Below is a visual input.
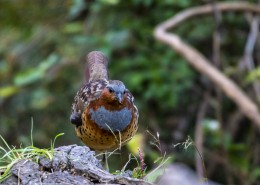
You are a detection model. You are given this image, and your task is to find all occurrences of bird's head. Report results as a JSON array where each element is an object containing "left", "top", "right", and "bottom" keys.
[{"left": 102, "top": 80, "right": 126, "bottom": 104}]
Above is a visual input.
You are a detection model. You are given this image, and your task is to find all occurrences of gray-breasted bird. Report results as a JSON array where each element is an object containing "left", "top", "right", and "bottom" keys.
[{"left": 70, "top": 51, "right": 138, "bottom": 151}]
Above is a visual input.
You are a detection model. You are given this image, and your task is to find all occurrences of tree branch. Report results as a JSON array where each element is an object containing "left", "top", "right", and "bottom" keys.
[{"left": 154, "top": 2, "right": 260, "bottom": 128}]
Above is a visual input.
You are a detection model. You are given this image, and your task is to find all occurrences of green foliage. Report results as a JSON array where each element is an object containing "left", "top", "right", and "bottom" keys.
[
  {"left": 0, "top": 86, "right": 20, "bottom": 98},
  {"left": 246, "top": 66, "right": 260, "bottom": 83},
  {"left": 0, "top": 122, "right": 64, "bottom": 183},
  {"left": 14, "top": 54, "right": 58, "bottom": 86},
  {"left": 144, "top": 154, "right": 172, "bottom": 183}
]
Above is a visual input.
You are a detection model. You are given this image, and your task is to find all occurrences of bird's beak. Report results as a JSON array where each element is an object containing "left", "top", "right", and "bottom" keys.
[{"left": 116, "top": 93, "right": 123, "bottom": 104}]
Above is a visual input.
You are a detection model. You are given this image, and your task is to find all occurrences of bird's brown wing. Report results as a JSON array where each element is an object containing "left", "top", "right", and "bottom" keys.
[
  {"left": 70, "top": 79, "right": 108, "bottom": 126},
  {"left": 125, "top": 89, "right": 139, "bottom": 122}
]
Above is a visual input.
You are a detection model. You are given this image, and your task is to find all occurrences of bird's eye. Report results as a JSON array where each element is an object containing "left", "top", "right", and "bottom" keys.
[
  {"left": 108, "top": 87, "right": 114, "bottom": 93},
  {"left": 123, "top": 90, "right": 126, "bottom": 94}
]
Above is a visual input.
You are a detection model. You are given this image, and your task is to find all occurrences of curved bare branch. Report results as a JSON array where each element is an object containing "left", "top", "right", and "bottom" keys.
[{"left": 154, "top": 2, "right": 260, "bottom": 128}]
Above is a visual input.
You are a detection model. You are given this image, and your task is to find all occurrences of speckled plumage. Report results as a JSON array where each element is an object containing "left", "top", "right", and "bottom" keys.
[{"left": 70, "top": 51, "right": 138, "bottom": 151}]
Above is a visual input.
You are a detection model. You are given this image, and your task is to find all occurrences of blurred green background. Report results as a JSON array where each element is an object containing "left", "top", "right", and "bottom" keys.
[{"left": 1, "top": 0, "right": 260, "bottom": 184}]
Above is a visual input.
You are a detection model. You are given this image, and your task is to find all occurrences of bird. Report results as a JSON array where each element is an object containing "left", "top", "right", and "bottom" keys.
[{"left": 70, "top": 51, "right": 139, "bottom": 151}]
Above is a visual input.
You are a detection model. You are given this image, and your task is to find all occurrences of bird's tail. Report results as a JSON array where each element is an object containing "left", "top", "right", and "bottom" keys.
[{"left": 86, "top": 51, "right": 108, "bottom": 82}]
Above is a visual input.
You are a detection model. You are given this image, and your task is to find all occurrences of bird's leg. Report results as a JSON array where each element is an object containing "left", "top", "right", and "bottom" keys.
[
  {"left": 96, "top": 151, "right": 109, "bottom": 171},
  {"left": 103, "top": 152, "right": 109, "bottom": 171}
]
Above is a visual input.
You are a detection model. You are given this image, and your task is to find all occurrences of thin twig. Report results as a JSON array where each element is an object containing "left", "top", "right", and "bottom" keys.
[
  {"left": 194, "top": 93, "right": 209, "bottom": 179},
  {"left": 211, "top": 1, "right": 224, "bottom": 126},
  {"left": 212, "top": 0, "right": 222, "bottom": 68},
  {"left": 243, "top": 15, "right": 260, "bottom": 102}
]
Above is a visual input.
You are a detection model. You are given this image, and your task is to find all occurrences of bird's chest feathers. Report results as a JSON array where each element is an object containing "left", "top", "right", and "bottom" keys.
[{"left": 89, "top": 105, "right": 132, "bottom": 132}]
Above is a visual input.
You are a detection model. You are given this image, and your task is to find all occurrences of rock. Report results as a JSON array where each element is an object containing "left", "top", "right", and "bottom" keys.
[
  {"left": 10, "top": 159, "right": 42, "bottom": 184},
  {"left": 1, "top": 145, "right": 151, "bottom": 185},
  {"left": 42, "top": 171, "right": 91, "bottom": 184},
  {"left": 157, "top": 163, "right": 223, "bottom": 185}
]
